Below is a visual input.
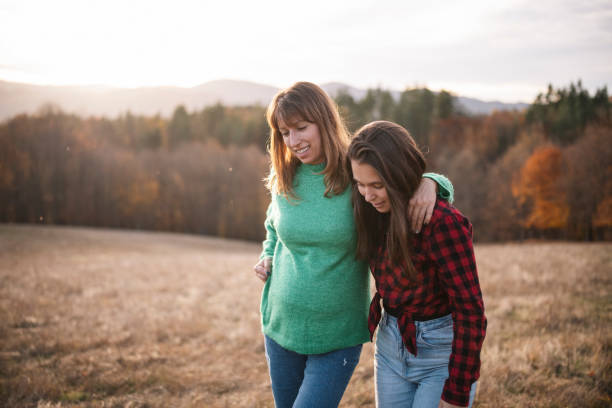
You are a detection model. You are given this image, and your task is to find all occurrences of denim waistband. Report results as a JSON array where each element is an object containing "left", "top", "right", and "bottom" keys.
[{"left": 383, "top": 311, "right": 452, "bottom": 329}]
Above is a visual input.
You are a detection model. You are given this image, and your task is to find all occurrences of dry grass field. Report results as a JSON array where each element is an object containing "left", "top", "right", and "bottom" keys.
[{"left": 0, "top": 224, "right": 610, "bottom": 408}]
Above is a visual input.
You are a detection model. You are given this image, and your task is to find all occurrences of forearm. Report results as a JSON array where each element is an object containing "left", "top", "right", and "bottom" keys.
[
  {"left": 433, "top": 214, "right": 486, "bottom": 405},
  {"left": 442, "top": 309, "right": 486, "bottom": 406}
]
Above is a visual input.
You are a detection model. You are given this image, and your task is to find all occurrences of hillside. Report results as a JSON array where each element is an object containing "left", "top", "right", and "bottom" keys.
[
  {"left": 0, "top": 225, "right": 610, "bottom": 407},
  {"left": 0, "top": 79, "right": 528, "bottom": 121}
]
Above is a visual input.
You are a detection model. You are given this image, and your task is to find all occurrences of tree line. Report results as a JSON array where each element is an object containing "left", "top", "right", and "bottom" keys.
[
  {"left": 0, "top": 81, "right": 610, "bottom": 241},
  {"left": 0, "top": 106, "right": 269, "bottom": 240}
]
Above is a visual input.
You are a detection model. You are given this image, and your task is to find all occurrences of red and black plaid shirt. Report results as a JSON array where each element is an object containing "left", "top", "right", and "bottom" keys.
[{"left": 368, "top": 199, "right": 487, "bottom": 407}]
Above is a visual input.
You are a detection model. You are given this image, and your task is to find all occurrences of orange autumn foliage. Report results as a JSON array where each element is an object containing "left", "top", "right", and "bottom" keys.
[{"left": 513, "top": 145, "right": 569, "bottom": 229}]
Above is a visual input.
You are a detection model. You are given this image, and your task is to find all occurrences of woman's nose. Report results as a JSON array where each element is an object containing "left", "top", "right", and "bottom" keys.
[
  {"left": 288, "top": 130, "right": 299, "bottom": 147},
  {"left": 365, "top": 188, "right": 376, "bottom": 202}
]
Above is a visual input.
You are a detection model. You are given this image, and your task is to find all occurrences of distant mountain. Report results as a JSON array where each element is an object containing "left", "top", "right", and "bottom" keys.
[
  {"left": 456, "top": 96, "right": 529, "bottom": 115},
  {"left": 321, "top": 82, "right": 370, "bottom": 101},
  {"left": 191, "top": 80, "right": 277, "bottom": 106},
  {"left": 0, "top": 79, "right": 279, "bottom": 120},
  {"left": 0, "top": 79, "right": 528, "bottom": 121},
  {"left": 320, "top": 82, "right": 529, "bottom": 114}
]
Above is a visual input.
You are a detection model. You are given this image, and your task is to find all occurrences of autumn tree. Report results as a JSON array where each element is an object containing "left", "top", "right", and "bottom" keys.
[
  {"left": 480, "top": 129, "right": 545, "bottom": 240},
  {"left": 513, "top": 145, "right": 569, "bottom": 234},
  {"left": 562, "top": 126, "right": 612, "bottom": 240}
]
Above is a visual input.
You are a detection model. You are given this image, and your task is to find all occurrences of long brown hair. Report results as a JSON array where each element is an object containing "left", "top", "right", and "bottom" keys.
[
  {"left": 347, "top": 121, "right": 426, "bottom": 279},
  {"left": 265, "top": 82, "right": 351, "bottom": 198}
]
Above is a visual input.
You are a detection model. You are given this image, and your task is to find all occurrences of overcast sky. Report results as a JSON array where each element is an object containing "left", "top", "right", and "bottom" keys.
[{"left": 1, "top": 0, "right": 610, "bottom": 102}]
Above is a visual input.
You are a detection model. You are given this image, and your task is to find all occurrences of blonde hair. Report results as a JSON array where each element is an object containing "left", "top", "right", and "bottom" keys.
[{"left": 265, "top": 82, "right": 351, "bottom": 198}]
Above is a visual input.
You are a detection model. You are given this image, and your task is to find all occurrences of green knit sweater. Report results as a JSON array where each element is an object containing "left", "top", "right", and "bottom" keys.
[{"left": 260, "top": 163, "right": 453, "bottom": 354}]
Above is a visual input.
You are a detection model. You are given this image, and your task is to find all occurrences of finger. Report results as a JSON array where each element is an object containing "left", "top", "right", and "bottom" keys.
[
  {"left": 408, "top": 198, "right": 416, "bottom": 226},
  {"left": 411, "top": 201, "right": 423, "bottom": 232},
  {"left": 408, "top": 202, "right": 417, "bottom": 231},
  {"left": 255, "top": 270, "right": 268, "bottom": 282},
  {"left": 254, "top": 265, "right": 269, "bottom": 280},
  {"left": 255, "top": 258, "right": 269, "bottom": 269},
  {"left": 423, "top": 201, "right": 434, "bottom": 226},
  {"left": 415, "top": 205, "right": 427, "bottom": 233}
]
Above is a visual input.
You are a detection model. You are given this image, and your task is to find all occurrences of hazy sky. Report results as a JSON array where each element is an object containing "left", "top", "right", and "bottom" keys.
[{"left": 1, "top": 0, "right": 610, "bottom": 102}]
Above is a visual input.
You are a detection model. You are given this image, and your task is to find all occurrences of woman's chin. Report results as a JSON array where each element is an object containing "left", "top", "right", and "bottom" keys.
[{"left": 373, "top": 204, "right": 390, "bottom": 213}]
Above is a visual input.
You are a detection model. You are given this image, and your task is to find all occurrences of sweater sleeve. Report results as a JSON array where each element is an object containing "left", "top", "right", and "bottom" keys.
[
  {"left": 423, "top": 172, "right": 454, "bottom": 204},
  {"left": 260, "top": 200, "right": 277, "bottom": 260}
]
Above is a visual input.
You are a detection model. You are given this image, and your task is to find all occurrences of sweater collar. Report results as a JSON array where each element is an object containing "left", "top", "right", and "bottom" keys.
[{"left": 299, "top": 162, "right": 326, "bottom": 174}]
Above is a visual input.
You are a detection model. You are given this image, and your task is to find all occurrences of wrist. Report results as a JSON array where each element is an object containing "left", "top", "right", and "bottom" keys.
[{"left": 424, "top": 176, "right": 438, "bottom": 193}]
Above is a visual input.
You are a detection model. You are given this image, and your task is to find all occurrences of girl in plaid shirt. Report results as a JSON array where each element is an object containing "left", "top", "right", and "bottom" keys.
[{"left": 348, "top": 121, "right": 487, "bottom": 408}]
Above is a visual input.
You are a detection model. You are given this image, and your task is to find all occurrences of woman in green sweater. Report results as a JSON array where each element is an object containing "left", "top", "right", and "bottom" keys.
[{"left": 253, "top": 82, "right": 453, "bottom": 408}]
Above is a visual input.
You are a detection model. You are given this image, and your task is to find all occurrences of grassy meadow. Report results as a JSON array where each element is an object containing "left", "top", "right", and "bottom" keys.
[{"left": 0, "top": 225, "right": 610, "bottom": 407}]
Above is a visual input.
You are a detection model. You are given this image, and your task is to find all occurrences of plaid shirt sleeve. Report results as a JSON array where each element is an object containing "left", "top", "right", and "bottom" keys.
[{"left": 430, "top": 211, "right": 487, "bottom": 407}]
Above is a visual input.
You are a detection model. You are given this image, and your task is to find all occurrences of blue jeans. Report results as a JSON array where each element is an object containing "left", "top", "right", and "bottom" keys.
[
  {"left": 264, "top": 335, "right": 362, "bottom": 408},
  {"left": 375, "top": 313, "right": 477, "bottom": 408}
]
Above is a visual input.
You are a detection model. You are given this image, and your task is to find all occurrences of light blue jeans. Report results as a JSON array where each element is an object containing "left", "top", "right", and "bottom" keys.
[
  {"left": 264, "top": 335, "right": 362, "bottom": 408},
  {"left": 375, "top": 312, "right": 477, "bottom": 408}
]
